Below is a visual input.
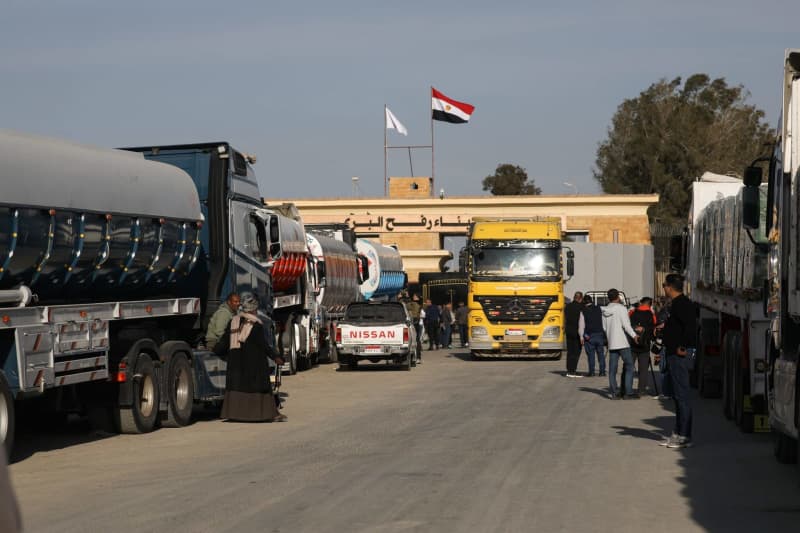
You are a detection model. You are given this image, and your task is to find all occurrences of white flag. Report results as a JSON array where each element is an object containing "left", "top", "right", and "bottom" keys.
[{"left": 385, "top": 107, "right": 408, "bottom": 136}]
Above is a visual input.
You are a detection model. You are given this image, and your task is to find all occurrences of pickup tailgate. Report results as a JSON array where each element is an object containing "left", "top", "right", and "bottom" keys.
[{"left": 339, "top": 324, "right": 407, "bottom": 353}]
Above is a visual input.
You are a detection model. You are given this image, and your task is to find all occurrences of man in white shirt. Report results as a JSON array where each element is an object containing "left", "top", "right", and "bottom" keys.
[{"left": 602, "top": 288, "right": 639, "bottom": 399}]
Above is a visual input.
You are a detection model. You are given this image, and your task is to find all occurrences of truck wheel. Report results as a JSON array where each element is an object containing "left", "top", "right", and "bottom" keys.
[
  {"left": 0, "top": 372, "right": 15, "bottom": 459},
  {"left": 163, "top": 353, "right": 194, "bottom": 428},
  {"left": 722, "top": 333, "right": 734, "bottom": 420},
  {"left": 288, "top": 327, "right": 299, "bottom": 375},
  {"left": 326, "top": 339, "right": 339, "bottom": 364},
  {"left": 471, "top": 351, "right": 481, "bottom": 360},
  {"left": 774, "top": 430, "right": 797, "bottom": 464},
  {"left": 117, "top": 354, "right": 160, "bottom": 434},
  {"left": 402, "top": 352, "right": 412, "bottom": 371}
]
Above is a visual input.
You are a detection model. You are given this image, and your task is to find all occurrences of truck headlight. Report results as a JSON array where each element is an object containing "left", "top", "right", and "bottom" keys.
[
  {"left": 471, "top": 326, "right": 489, "bottom": 338},
  {"left": 542, "top": 326, "right": 560, "bottom": 339}
]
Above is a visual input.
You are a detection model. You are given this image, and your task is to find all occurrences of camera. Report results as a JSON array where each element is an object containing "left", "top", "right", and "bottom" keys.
[{"left": 650, "top": 334, "right": 664, "bottom": 355}]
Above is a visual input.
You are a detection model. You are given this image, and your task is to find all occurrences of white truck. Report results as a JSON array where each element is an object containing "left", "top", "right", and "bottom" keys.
[
  {"left": 335, "top": 302, "right": 417, "bottom": 370},
  {"left": 739, "top": 49, "right": 800, "bottom": 466},
  {"left": 685, "top": 172, "right": 769, "bottom": 433}
]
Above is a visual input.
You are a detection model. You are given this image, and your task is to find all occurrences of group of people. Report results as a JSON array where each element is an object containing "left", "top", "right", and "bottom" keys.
[
  {"left": 564, "top": 274, "right": 697, "bottom": 449},
  {"left": 402, "top": 293, "right": 469, "bottom": 354},
  {"left": 205, "top": 292, "right": 287, "bottom": 424}
]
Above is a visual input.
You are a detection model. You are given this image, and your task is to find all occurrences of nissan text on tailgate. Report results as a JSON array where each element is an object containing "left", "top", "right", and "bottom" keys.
[{"left": 336, "top": 302, "right": 417, "bottom": 370}]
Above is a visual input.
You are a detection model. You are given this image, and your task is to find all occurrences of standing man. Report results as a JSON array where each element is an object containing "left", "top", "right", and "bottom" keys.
[
  {"left": 440, "top": 302, "right": 454, "bottom": 349},
  {"left": 406, "top": 294, "right": 423, "bottom": 363},
  {"left": 564, "top": 291, "right": 584, "bottom": 378},
  {"left": 629, "top": 297, "right": 657, "bottom": 396},
  {"left": 660, "top": 274, "right": 697, "bottom": 448},
  {"left": 579, "top": 295, "right": 606, "bottom": 377},
  {"left": 602, "top": 288, "right": 639, "bottom": 399},
  {"left": 423, "top": 299, "right": 441, "bottom": 351},
  {"left": 455, "top": 301, "right": 469, "bottom": 348},
  {"left": 205, "top": 292, "right": 240, "bottom": 350}
]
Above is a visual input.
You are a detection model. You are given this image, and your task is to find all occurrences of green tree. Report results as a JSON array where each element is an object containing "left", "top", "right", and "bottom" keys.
[
  {"left": 482, "top": 164, "right": 542, "bottom": 195},
  {"left": 594, "top": 74, "right": 774, "bottom": 222}
]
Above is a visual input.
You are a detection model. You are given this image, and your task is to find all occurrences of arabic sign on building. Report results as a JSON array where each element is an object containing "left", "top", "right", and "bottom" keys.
[{"left": 343, "top": 214, "right": 471, "bottom": 232}]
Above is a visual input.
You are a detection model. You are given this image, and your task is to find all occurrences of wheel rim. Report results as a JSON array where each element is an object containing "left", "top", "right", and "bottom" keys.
[
  {"left": 0, "top": 393, "right": 7, "bottom": 443},
  {"left": 174, "top": 365, "right": 190, "bottom": 410},
  {"left": 140, "top": 373, "right": 155, "bottom": 418}
]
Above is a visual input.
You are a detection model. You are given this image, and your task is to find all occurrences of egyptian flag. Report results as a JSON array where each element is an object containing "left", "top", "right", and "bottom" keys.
[{"left": 431, "top": 87, "right": 475, "bottom": 123}]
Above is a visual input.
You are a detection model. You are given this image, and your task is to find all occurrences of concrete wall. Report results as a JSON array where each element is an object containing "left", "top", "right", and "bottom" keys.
[{"left": 564, "top": 243, "right": 655, "bottom": 305}]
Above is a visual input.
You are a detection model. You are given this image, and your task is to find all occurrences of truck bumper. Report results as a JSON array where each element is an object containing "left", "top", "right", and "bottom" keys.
[{"left": 469, "top": 339, "right": 563, "bottom": 358}]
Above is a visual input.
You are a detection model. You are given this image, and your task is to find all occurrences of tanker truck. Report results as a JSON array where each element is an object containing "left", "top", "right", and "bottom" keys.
[
  {"left": 306, "top": 228, "right": 363, "bottom": 364},
  {"left": 0, "top": 130, "right": 282, "bottom": 454},
  {"left": 257, "top": 203, "right": 311, "bottom": 375},
  {"left": 355, "top": 239, "right": 407, "bottom": 301}
]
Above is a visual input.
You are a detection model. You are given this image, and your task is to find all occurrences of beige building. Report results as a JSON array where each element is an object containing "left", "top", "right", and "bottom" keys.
[{"left": 268, "top": 177, "right": 658, "bottom": 283}]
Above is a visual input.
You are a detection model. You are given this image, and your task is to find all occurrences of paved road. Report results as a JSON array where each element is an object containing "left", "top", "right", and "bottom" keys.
[{"left": 9, "top": 349, "right": 800, "bottom": 532}]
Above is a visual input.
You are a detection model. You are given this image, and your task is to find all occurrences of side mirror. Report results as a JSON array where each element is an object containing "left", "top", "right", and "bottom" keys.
[
  {"left": 269, "top": 242, "right": 282, "bottom": 260},
  {"left": 357, "top": 255, "right": 370, "bottom": 285},
  {"left": 743, "top": 166, "right": 763, "bottom": 187},
  {"left": 742, "top": 185, "right": 761, "bottom": 230},
  {"left": 269, "top": 215, "right": 280, "bottom": 243},
  {"left": 566, "top": 250, "right": 575, "bottom": 277}
]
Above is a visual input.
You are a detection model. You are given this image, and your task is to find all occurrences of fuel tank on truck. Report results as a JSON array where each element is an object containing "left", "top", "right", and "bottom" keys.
[
  {"left": 355, "top": 239, "right": 406, "bottom": 300},
  {"left": 269, "top": 213, "right": 308, "bottom": 293},
  {"left": 307, "top": 233, "right": 360, "bottom": 314},
  {"left": 0, "top": 130, "right": 204, "bottom": 305}
]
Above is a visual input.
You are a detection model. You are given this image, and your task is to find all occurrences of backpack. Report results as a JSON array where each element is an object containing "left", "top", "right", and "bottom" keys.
[{"left": 629, "top": 308, "right": 655, "bottom": 351}]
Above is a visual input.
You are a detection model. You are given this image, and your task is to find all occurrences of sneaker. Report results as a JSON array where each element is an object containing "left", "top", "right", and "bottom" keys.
[
  {"left": 623, "top": 393, "right": 641, "bottom": 400},
  {"left": 599, "top": 371, "right": 607, "bottom": 377},
  {"left": 566, "top": 372, "right": 584, "bottom": 378},
  {"left": 666, "top": 436, "right": 693, "bottom": 449},
  {"left": 272, "top": 413, "right": 288, "bottom": 423},
  {"left": 609, "top": 394, "right": 622, "bottom": 400},
  {"left": 658, "top": 433, "right": 678, "bottom": 446},
  {"left": 587, "top": 372, "right": 596, "bottom": 377}
]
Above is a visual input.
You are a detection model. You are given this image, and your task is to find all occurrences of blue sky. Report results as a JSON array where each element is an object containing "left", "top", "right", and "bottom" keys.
[{"left": 1, "top": 0, "right": 797, "bottom": 199}]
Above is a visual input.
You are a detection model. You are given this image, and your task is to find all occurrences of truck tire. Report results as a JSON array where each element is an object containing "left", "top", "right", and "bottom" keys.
[
  {"left": 163, "top": 353, "right": 194, "bottom": 428},
  {"left": 326, "top": 339, "right": 339, "bottom": 364},
  {"left": 117, "top": 354, "right": 160, "bottom": 434},
  {"left": 0, "top": 372, "right": 15, "bottom": 459},
  {"left": 287, "top": 327, "right": 298, "bottom": 375},
  {"left": 296, "top": 324, "right": 311, "bottom": 372},
  {"left": 773, "top": 430, "right": 797, "bottom": 464},
  {"left": 402, "top": 351, "right": 412, "bottom": 371},
  {"left": 722, "top": 332, "right": 735, "bottom": 420}
]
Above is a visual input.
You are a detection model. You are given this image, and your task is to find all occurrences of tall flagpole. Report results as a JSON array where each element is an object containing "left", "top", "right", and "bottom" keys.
[
  {"left": 384, "top": 104, "right": 388, "bottom": 196},
  {"left": 430, "top": 86, "right": 435, "bottom": 194}
]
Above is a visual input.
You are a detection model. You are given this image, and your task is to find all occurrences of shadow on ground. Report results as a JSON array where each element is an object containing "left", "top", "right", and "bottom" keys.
[{"left": 617, "top": 393, "right": 800, "bottom": 529}]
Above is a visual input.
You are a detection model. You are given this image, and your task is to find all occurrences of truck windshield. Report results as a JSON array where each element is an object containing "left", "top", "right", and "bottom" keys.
[{"left": 471, "top": 248, "right": 561, "bottom": 281}]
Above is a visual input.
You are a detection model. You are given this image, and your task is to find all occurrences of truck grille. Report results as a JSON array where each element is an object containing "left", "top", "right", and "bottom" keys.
[{"left": 475, "top": 295, "right": 557, "bottom": 324}]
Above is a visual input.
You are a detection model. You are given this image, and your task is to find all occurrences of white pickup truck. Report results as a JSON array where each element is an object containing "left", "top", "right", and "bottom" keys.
[{"left": 336, "top": 302, "right": 417, "bottom": 370}]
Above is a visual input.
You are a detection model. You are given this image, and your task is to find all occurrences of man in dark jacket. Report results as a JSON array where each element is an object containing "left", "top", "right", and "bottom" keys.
[
  {"left": 564, "top": 291, "right": 584, "bottom": 377},
  {"left": 659, "top": 274, "right": 697, "bottom": 449},
  {"left": 579, "top": 295, "right": 605, "bottom": 376},
  {"left": 629, "top": 297, "right": 657, "bottom": 396},
  {"left": 423, "top": 299, "right": 441, "bottom": 350}
]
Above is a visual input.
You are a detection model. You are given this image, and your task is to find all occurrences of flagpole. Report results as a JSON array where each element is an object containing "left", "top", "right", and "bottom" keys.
[
  {"left": 384, "top": 104, "right": 388, "bottom": 196},
  {"left": 430, "top": 86, "right": 435, "bottom": 195}
]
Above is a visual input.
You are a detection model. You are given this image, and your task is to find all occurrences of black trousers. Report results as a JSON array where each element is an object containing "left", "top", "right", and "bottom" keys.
[
  {"left": 633, "top": 350, "right": 652, "bottom": 394},
  {"left": 566, "top": 334, "right": 581, "bottom": 373}
]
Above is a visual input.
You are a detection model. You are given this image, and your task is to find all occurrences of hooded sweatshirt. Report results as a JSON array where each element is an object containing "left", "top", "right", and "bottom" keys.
[{"left": 602, "top": 301, "right": 637, "bottom": 351}]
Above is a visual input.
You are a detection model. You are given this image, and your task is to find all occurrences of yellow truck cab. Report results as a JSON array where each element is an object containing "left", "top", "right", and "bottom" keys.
[{"left": 467, "top": 217, "right": 573, "bottom": 358}]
